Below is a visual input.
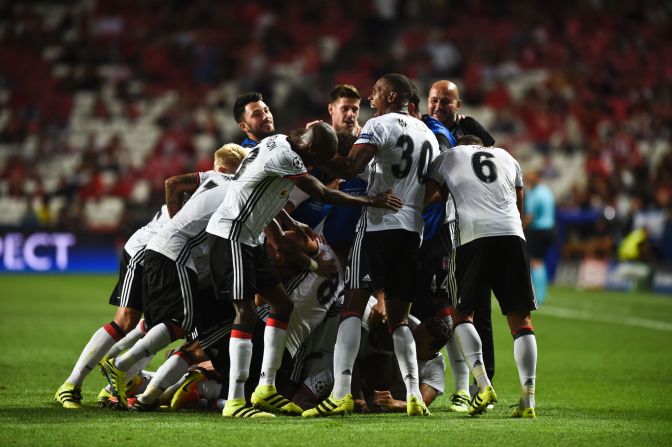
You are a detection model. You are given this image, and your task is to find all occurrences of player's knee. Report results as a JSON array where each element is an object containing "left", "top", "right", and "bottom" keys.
[{"left": 113, "top": 308, "right": 141, "bottom": 333}]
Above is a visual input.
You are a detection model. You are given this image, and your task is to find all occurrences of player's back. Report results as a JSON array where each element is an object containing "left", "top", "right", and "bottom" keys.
[
  {"left": 207, "top": 134, "right": 307, "bottom": 246},
  {"left": 430, "top": 144, "right": 524, "bottom": 246},
  {"left": 147, "top": 171, "right": 232, "bottom": 268},
  {"left": 357, "top": 113, "right": 438, "bottom": 235}
]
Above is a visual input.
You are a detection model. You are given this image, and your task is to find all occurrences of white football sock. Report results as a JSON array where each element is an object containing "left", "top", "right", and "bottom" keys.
[
  {"left": 228, "top": 336, "right": 253, "bottom": 401},
  {"left": 106, "top": 320, "right": 145, "bottom": 358},
  {"left": 332, "top": 317, "right": 362, "bottom": 400},
  {"left": 514, "top": 333, "right": 537, "bottom": 408},
  {"left": 114, "top": 323, "right": 171, "bottom": 371},
  {"left": 258, "top": 320, "right": 288, "bottom": 387},
  {"left": 392, "top": 325, "right": 422, "bottom": 400},
  {"left": 66, "top": 324, "right": 120, "bottom": 386},
  {"left": 138, "top": 354, "right": 189, "bottom": 405},
  {"left": 445, "top": 335, "right": 470, "bottom": 394},
  {"left": 454, "top": 323, "right": 491, "bottom": 390}
]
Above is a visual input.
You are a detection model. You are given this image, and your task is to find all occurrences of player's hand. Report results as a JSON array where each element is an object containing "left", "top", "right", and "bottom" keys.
[
  {"left": 372, "top": 390, "right": 395, "bottom": 410},
  {"left": 354, "top": 398, "right": 369, "bottom": 413},
  {"left": 315, "top": 255, "right": 338, "bottom": 277},
  {"left": 369, "top": 299, "right": 387, "bottom": 327},
  {"left": 315, "top": 233, "right": 328, "bottom": 244},
  {"left": 293, "top": 221, "right": 316, "bottom": 241},
  {"left": 370, "top": 189, "right": 403, "bottom": 211}
]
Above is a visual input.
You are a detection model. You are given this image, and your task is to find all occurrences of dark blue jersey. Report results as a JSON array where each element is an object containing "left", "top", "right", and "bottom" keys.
[{"left": 323, "top": 177, "right": 368, "bottom": 243}]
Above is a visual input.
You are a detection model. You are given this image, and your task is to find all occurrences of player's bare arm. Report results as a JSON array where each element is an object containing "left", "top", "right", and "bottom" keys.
[
  {"left": 516, "top": 187, "right": 524, "bottom": 219},
  {"left": 311, "top": 143, "right": 377, "bottom": 180},
  {"left": 165, "top": 172, "right": 200, "bottom": 217},
  {"left": 290, "top": 173, "right": 403, "bottom": 210},
  {"left": 423, "top": 178, "right": 447, "bottom": 206}
]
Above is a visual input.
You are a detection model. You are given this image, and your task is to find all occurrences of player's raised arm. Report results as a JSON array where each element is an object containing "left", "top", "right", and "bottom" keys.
[{"left": 165, "top": 172, "right": 200, "bottom": 217}]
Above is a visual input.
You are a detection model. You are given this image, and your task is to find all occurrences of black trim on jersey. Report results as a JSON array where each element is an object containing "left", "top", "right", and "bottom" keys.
[
  {"left": 285, "top": 269, "right": 311, "bottom": 296},
  {"left": 229, "top": 176, "right": 277, "bottom": 240},
  {"left": 176, "top": 229, "right": 208, "bottom": 266},
  {"left": 445, "top": 185, "right": 461, "bottom": 246}
]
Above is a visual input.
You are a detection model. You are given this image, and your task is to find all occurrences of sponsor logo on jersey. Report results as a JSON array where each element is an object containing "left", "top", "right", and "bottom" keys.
[{"left": 358, "top": 132, "right": 374, "bottom": 141}]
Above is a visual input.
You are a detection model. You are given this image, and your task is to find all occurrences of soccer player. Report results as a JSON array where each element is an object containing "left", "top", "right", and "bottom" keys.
[
  {"left": 233, "top": 91, "right": 276, "bottom": 148},
  {"left": 328, "top": 84, "right": 362, "bottom": 136},
  {"left": 428, "top": 79, "right": 498, "bottom": 389},
  {"left": 205, "top": 122, "right": 402, "bottom": 418},
  {"left": 363, "top": 315, "right": 450, "bottom": 413},
  {"left": 55, "top": 206, "right": 171, "bottom": 408},
  {"left": 425, "top": 135, "right": 538, "bottom": 418},
  {"left": 523, "top": 169, "right": 555, "bottom": 305},
  {"left": 99, "top": 144, "right": 248, "bottom": 409},
  {"left": 302, "top": 73, "right": 440, "bottom": 417},
  {"left": 409, "top": 87, "right": 470, "bottom": 412},
  {"left": 322, "top": 85, "right": 368, "bottom": 268}
]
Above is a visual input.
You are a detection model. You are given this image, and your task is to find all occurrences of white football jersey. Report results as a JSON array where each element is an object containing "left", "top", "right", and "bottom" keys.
[
  {"left": 428, "top": 145, "right": 525, "bottom": 246},
  {"left": 283, "top": 242, "right": 344, "bottom": 356},
  {"left": 206, "top": 135, "right": 307, "bottom": 246},
  {"left": 146, "top": 171, "right": 232, "bottom": 274},
  {"left": 355, "top": 113, "right": 439, "bottom": 237},
  {"left": 124, "top": 204, "right": 170, "bottom": 259}
]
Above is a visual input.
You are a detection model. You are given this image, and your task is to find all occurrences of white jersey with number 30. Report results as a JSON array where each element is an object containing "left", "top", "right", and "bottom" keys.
[
  {"left": 428, "top": 144, "right": 525, "bottom": 246},
  {"left": 355, "top": 113, "right": 439, "bottom": 237}
]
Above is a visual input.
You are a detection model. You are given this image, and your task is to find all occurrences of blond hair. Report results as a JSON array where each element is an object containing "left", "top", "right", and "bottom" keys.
[{"left": 214, "top": 143, "right": 248, "bottom": 171}]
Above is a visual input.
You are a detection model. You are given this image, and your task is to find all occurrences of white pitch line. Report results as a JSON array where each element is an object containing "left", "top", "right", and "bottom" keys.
[{"left": 540, "top": 306, "right": 672, "bottom": 332}]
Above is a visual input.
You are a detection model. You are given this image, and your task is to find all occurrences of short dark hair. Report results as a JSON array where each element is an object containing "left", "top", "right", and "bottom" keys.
[
  {"left": 410, "top": 82, "right": 420, "bottom": 109},
  {"left": 381, "top": 73, "right": 413, "bottom": 104},
  {"left": 457, "top": 135, "right": 484, "bottom": 146},
  {"left": 233, "top": 92, "right": 263, "bottom": 123},
  {"left": 329, "top": 84, "right": 360, "bottom": 103},
  {"left": 422, "top": 317, "right": 451, "bottom": 351}
]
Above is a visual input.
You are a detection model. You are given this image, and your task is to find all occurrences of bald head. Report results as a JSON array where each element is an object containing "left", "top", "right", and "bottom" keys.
[
  {"left": 289, "top": 122, "right": 338, "bottom": 163},
  {"left": 428, "top": 80, "right": 462, "bottom": 126}
]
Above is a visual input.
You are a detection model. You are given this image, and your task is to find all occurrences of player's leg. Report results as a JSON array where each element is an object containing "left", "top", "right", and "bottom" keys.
[
  {"left": 209, "top": 237, "right": 274, "bottom": 418},
  {"left": 56, "top": 251, "right": 143, "bottom": 408},
  {"left": 492, "top": 236, "right": 538, "bottom": 418},
  {"left": 101, "top": 251, "right": 187, "bottom": 407},
  {"left": 452, "top": 238, "right": 497, "bottom": 415}
]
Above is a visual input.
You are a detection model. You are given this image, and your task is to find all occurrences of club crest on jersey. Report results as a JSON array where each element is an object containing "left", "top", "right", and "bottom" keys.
[
  {"left": 441, "top": 256, "right": 450, "bottom": 270},
  {"left": 292, "top": 156, "right": 304, "bottom": 170},
  {"left": 279, "top": 190, "right": 288, "bottom": 198}
]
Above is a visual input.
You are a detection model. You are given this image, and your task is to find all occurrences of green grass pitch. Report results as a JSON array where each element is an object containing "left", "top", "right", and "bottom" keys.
[{"left": 1, "top": 275, "right": 671, "bottom": 446}]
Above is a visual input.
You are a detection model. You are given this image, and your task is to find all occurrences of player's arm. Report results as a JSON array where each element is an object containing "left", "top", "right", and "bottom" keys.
[
  {"left": 311, "top": 143, "right": 377, "bottom": 180},
  {"left": 516, "top": 187, "right": 524, "bottom": 218},
  {"left": 424, "top": 178, "right": 447, "bottom": 206},
  {"left": 290, "top": 173, "right": 403, "bottom": 210},
  {"left": 165, "top": 172, "right": 200, "bottom": 217}
]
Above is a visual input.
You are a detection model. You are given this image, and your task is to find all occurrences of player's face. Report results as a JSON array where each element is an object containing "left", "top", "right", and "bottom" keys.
[
  {"left": 368, "top": 79, "right": 390, "bottom": 117},
  {"left": 428, "top": 86, "right": 461, "bottom": 126},
  {"left": 329, "top": 97, "right": 360, "bottom": 133},
  {"left": 241, "top": 100, "right": 275, "bottom": 140}
]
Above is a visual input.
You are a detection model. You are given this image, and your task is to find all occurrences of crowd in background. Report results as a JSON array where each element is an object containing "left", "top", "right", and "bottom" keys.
[{"left": 1, "top": 0, "right": 671, "bottom": 263}]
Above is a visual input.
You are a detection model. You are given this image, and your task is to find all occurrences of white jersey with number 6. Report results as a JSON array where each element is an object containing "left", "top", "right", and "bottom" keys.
[
  {"left": 428, "top": 144, "right": 525, "bottom": 246},
  {"left": 355, "top": 113, "right": 439, "bottom": 237}
]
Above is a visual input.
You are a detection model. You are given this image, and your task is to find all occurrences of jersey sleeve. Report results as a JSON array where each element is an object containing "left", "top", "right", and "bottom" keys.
[
  {"left": 265, "top": 147, "right": 308, "bottom": 178},
  {"left": 288, "top": 186, "right": 310, "bottom": 208},
  {"left": 355, "top": 117, "right": 388, "bottom": 149},
  {"left": 514, "top": 159, "right": 524, "bottom": 188}
]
